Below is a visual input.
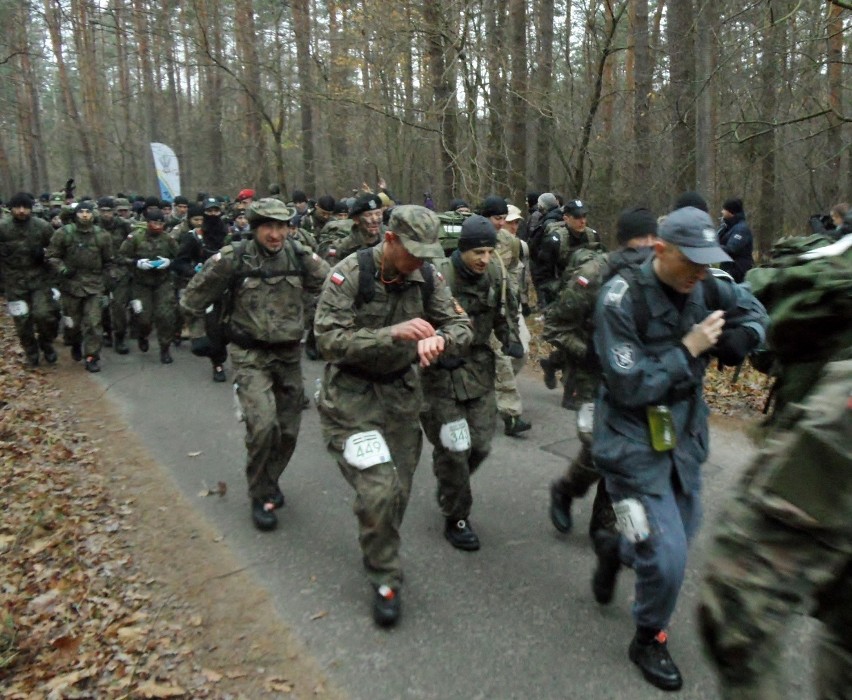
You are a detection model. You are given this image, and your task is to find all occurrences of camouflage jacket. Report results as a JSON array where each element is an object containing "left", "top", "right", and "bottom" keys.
[
  {"left": 422, "top": 252, "right": 518, "bottom": 402},
  {"left": 181, "top": 238, "right": 329, "bottom": 360},
  {"left": 0, "top": 214, "right": 55, "bottom": 293},
  {"left": 314, "top": 242, "right": 472, "bottom": 378},
  {"left": 316, "top": 219, "right": 354, "bottom": 261},
  {"left": 118, "top": 230, "right": 179, "bottom": 288},
  {"left": 47, "top": 223, "right": 114, "bottom": 297}
]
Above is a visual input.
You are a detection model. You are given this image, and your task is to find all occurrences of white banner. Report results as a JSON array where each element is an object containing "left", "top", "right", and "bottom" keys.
[{"left": 150, "top": 142, "right": 181, "bottom": 202}]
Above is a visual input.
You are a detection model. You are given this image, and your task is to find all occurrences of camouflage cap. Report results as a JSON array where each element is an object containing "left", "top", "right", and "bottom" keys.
[
  {"left": 388, "top": 204, "right": 444, "bottom": 259},
  {"left": 114, "top": 197, "right": 131, "bottom": 210},
  {"left": 246, "top": 197, "right": 295, "bottom": 225},
  {"left": 49, "top": 191, "right": 65, "bottom": 204}
]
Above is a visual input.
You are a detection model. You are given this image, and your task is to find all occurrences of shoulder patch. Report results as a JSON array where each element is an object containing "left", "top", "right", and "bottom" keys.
[
  {"left": 611, "top": 343, "right": 635, "bottom": 370},
  {"left": 576, "top": 275, "right": 589, "bottom": 287},
  {"left": 212, "top": 252, "right": 222, "bottom": 262},
  {"left": 604, "top": 278, "right": 629, "bottom": 307},
  {"left": 331, "top": 271, "right": 346, "bottom": 286}
]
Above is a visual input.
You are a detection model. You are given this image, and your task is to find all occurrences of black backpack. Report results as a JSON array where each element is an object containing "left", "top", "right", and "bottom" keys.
[{"left": 354, "top": 246, "right": 435, "bottom": 308}]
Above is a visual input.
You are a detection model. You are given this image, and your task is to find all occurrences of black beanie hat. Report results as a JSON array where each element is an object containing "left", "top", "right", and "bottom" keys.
[
  {"left": 173, "top": 195, "right": 189, "bottom": 206},
  {"left": 292, "top": 189, "right": 307, "bottom": 203},
  {"left": 144, "top": 195, "right": 160, "bottom": 209},
  {"left": 674, "top": 191, "right": 708, "bottom": 213},
  {"left": 448, "top": 198, "right": 469, "bottom": 211},
  {"left": 76, "top": 200, "right": 95, "bottom": 212},
  {"left": 722, "top": 198, "right": 744, "bottom": 215},
  {"left": 97, "top": 196, "right": 114, "bottom": 209},
  {"left": 616, "top": 207, "right": 658, "bottom": 245},
  {"left": 8, "top": 192, "right": 34, "bottom": 209},
  {"left": 187, "top": 204, "right": 204, "bottom": 219},
  {"left": 458, "top": 214, "right": 497, "bottom": 251},
  {"left": 145, "top": 207, "right": 165, "bottom": 222},
  {"left": 479, "top": 195, "right": 508, "bottom": 218},
  {"left": 316, "top": 194, "right": 336, "bottom": 212}
]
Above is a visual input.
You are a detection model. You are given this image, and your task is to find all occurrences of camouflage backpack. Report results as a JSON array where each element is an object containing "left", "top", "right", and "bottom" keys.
[
  {"left": 746, "top": 233, "right": 852, "bottom": 411},
  {"left": 437, "top": 210, "right": 472, "bottom": 255}
]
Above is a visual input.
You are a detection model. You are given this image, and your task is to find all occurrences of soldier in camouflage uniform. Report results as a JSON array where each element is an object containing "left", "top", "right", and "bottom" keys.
[
  {"left": 299, "top": 194, "right": 336, "bottom": 235},
  {"left": 314, "top": 204, "right": 472, "bottom": 627},
  {"left": 0, "top": 192, "right": 59, "bottom": 366},
  {"left": 118, "top": 209, "right": 179, "bottom": 363},
  {"left": 46, "top": 201, "right": 113, "bottom": 372},
  {"left": 545, "top": 207, "right": 658, "bottom": 538},
  {"left": 699, "top": 234, "right": 852, "bottom": 700},
  {"left": 420, "top": 215, "right": 523, "bottom": 551},
  {"left": 181, "top": 199, "right": 329, "bottom": 531},
  {"left": 317, "top": 192, "right": 383, "bottom": 264},
  {"left": 97, "top": 197, "right": 133, "bottom": 354}
]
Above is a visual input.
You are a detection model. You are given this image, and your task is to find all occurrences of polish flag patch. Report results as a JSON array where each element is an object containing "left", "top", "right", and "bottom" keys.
[
  {"left": 576, "top": 275, "right": 589, "bottom": 287},
  {"left": 331, "top": 272, "right": 346, "bottom": 286}
]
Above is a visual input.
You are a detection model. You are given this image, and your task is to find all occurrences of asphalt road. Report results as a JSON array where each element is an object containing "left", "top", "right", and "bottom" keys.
[{"left": 89, "top": 346, "right": 816, "bottom": 700}]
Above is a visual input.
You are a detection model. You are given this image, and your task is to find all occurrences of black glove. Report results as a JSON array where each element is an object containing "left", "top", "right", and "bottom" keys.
[
  {"left": 191, "top": 336, "right": 213, "bottom": 357},
  {"left": 503, "top": 342, "right": 525, "bottom": 359},
  {"left": 521, "top": 303, "right": 532, "bottom": 317},
  {"left": 30, "top": 245, "right": 45, "bottom": 263},
  {"left": 64, "top": 178, "right": 76, "bottom": 198},
  {"left": 436, "top": 355, "right": 465, "bottom": 370},
  {"left": 713, "top": 327, "right": 757, "bottom": 367}
]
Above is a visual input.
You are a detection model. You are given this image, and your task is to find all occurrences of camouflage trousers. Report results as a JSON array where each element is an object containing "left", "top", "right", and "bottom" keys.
[
  {"left": 232, "top": 346, "right": 303, "bottom": 501},
  {"left": 131, "top": 281, "right": 176, "bottom": 348},
  {"left": 6, "top": 286, "right": 59, "bottom": 356},
  {"left": 699, "top": 359, "right": 852, "bottom": 700},
  {"left": 553, "top": 399, "right": 616, "bottom": 535},
  {"left": 421, "top": 390, "right": 497, "bottom": 520},
  {"left": 317, "top": 366, "right": 423, "bottom": 589},
  {"left": 107, "top": 274, "right": 132, "bottom": 337},
  {"left": 490, "top": 332, "right": 524, "bottom": 418},
  {"left": 62, "top": 293, "right": 105, "bottom": 358}
]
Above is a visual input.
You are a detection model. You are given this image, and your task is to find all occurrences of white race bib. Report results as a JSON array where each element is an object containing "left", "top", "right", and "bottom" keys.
[
  {"left": 343, "top": 430, "right": 391, "bottom": 470},
  {"left": 613, "top": 498, "right": 650, "bottom": 543},
  {"left": 576, "top": 402, "right": 595, "bottom": 437},
  {"left": 439, "top": 418, "right": 471, "bottom": 452},
  {"left": 61, "top": 315, "right": 74, "bottom": 330},
  {"left": 7, "top": 300, "right": 29, "bottom": 317}
]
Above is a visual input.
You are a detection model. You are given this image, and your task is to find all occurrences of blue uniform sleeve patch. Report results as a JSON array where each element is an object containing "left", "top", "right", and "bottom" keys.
[{"left": 612, "top": 343, "right": 635, "bottom": 370}]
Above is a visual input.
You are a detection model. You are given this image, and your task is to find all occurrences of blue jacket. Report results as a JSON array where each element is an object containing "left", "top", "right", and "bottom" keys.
[
  {"left": 591, "top": 257, "right": 767, "bottom": 496},
  {"left": 717, "top": 213, "right": 753, "bottom": 282}
]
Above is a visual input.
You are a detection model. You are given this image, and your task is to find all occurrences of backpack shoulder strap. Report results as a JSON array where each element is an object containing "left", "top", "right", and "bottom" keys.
[
  {"left": 421, "top": 259, "right": 436, "bottom": 308},
  {"left": 355, "top": 247, "right": 376, "bottom": 307},
  {"left": 618, "top": 266, "right": 652, "bottom": 341}
]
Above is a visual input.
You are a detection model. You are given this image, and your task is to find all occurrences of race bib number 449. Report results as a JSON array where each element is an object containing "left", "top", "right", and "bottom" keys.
[{"left": 343, "top": 430, "right": 392, "bottom": 470}]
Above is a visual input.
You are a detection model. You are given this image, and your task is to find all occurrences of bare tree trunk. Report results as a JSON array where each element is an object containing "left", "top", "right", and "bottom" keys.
[
  {"left": 14, "top": 1, "right": 46, "bottom": 192},
  {"left": 534, "top": 0, "right": 554, "bottom": 191},
  {"left": 425, "top": 0, "right": 460, "bottom": 207},
  {"left": 326, "top": 1, "right": 348, "bottom": 186},
  {"left": 507, "top": 0, "right": 528, "bottom": 203},
  {"left": 694, "top": 0, "right": 718, "bottom": 205},
  {"left": 44, "top": 0, "right": 102, "bottom": 194},
  {"left": 755, "top": 2, "right": 784, "bottom": 259},
  {"left": 292, "top": 0, "right": 316, "bottom": 196},
  {"left": 632, "top": 0, "right": 652, "bottom": 200},
  {"left": 667, "top": 0, "right": 695, "bottom": 194},
  {"left": 235, "top": 0, "right": 267, "bottom": 190},
  {"left": 825, "top": 0, "right": 843, "bottom": 204},
  {"left": 132, "top": 0, "right": 157, "bottom": 192},
  {"left": 486, "top": 0, "right": 508, "bottom": 191}
]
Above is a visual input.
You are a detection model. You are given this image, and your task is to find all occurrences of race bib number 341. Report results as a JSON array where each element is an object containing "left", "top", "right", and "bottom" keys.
[{"left": 343, "top": 430, "right": 392, "bottom": 470}]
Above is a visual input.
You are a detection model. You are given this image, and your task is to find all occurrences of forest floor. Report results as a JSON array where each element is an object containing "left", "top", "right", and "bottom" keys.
[{"left": 0, "top": 311, "right": 769, "bottom": 699}]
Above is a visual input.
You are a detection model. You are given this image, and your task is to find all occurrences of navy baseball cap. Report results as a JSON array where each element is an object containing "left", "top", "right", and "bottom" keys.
[{"left": 659, "top": 206, "right": 732, "bottom": 265}]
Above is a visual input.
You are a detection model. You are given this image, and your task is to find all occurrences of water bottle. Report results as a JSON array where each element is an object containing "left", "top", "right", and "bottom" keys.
[{"left": 646, "top": 405, "right": 676, "bottom": 451}]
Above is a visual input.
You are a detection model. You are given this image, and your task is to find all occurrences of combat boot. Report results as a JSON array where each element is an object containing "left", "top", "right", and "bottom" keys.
[
  {"left": 503, "top": 415, "right": 532, "bottom": 437},
  {"left": 549, "top": 481, "right": 573, "bottom": 533},
  {"left": 591, "top": 530, "right": 622, "bottom": 604},
  {"left": 84, "top": 355, "right": 101, "bottom": 373},
  {"left": 372, "top": 584, "right": 401, "bottom": 627},
  {"left": 212, "top": 365, "right": 226, "bottom": 382},
  {"left": 25, "top": 349, "right": 40, "bottom": 367},
  {"left": 71, "top": 343, "right": 83, "bottom": 362},
  {"left": 251, "top": 498, "right": 278, "bottom": 531},
  {"left": 159, "top": 344, "right": 173, "bottom": 364},
  {"left": 114, "top": 333, "right": 129, "bottom": 355},
  {"left": 629, "top": 630, "right": 683, "bottom": 691},
  {"left": 444, "top": 517, "right": 480, "bottom": 551},
  {"left": 138, "top": 337, "right": 149, "bottom": 352},
  {"left": 40, "top": 342, "right": 57, "bottom": 364},
  {"left": 539, "top": 356, "right": 558, "bottom": 390}
]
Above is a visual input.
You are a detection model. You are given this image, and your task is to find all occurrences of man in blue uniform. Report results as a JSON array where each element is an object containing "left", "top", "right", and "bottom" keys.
[{"left": 590, "top": 206, "right": 768, "bottom": 691}]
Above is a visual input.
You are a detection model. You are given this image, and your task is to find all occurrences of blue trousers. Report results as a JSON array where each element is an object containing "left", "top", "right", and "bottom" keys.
[{"left": 607, "top": 474, "right": 702, "bottom": 630}]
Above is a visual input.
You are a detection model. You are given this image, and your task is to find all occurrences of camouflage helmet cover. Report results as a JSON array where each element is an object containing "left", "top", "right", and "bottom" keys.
[
  {"left": 388, "top": 204, "right": 444, "bottom": 259},
  {"left": 246, "top": 197, "right": 295, "bottom": 226}
]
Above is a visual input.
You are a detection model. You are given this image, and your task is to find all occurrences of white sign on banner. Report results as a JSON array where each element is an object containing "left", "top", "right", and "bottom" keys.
[{"left": 150, "top": 142, "right": 181, "bottom": 202}]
